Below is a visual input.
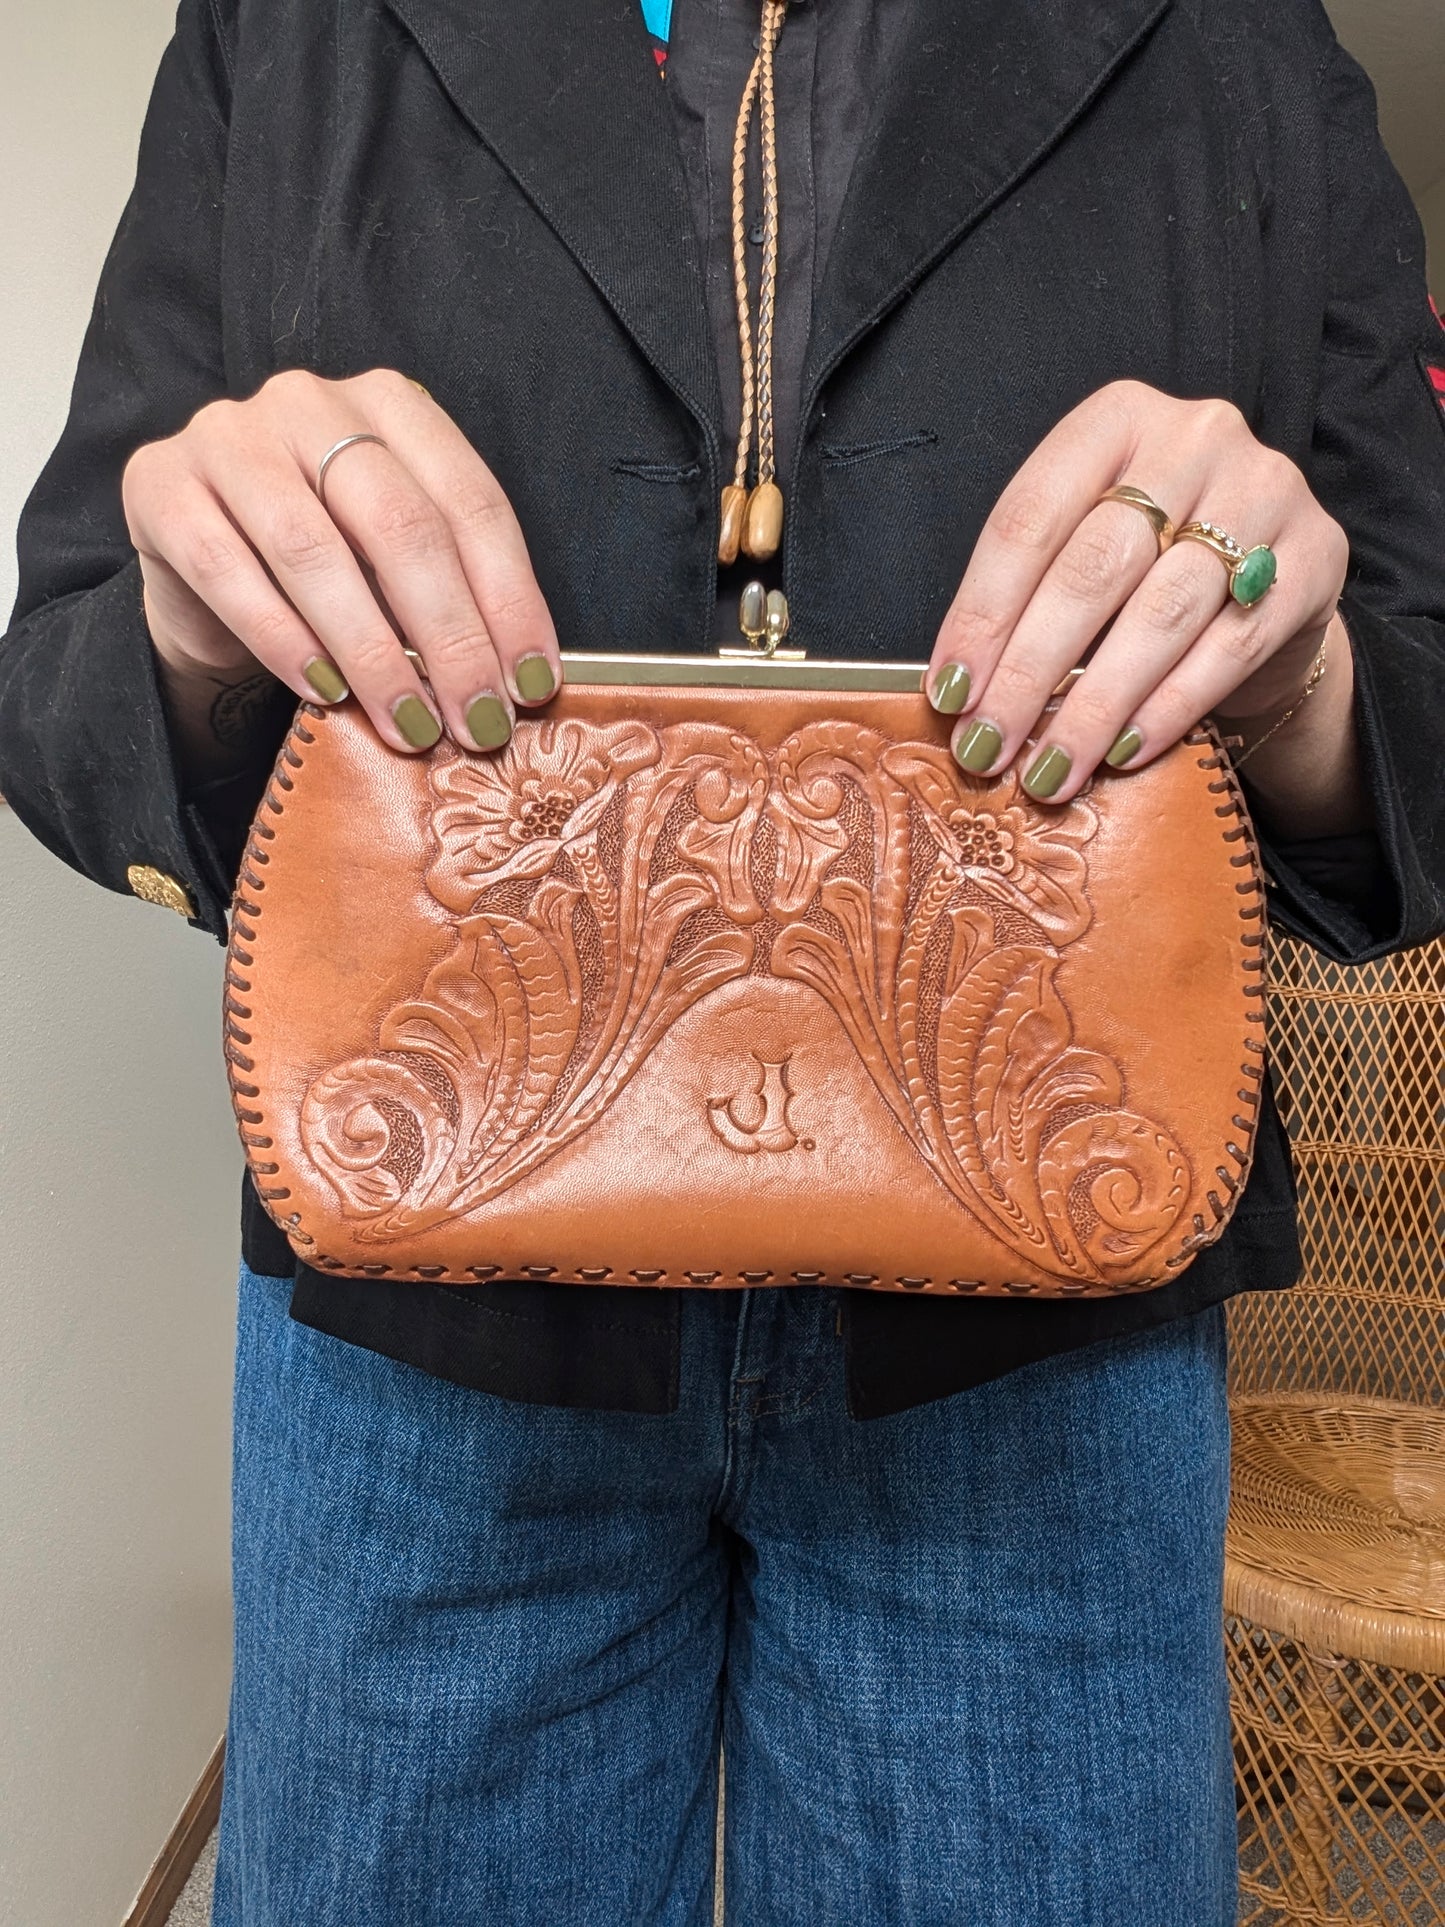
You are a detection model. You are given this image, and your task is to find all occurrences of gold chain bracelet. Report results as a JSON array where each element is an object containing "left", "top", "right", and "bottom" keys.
[{"left": 1231, "top": 631, "right": 1330, "bottom": 770}]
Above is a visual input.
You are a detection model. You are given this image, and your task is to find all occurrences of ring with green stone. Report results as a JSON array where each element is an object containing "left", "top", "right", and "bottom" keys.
[{"left": 1174, "top": 519, "right": 1278, "bottom": 608}]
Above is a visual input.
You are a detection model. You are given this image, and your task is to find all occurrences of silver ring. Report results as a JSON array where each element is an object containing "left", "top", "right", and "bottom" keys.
[{"left": 315, "top": 432, "right": 389, "bottom": 512}]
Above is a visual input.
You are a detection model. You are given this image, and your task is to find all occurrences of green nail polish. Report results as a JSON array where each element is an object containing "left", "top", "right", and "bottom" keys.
[
  {"left": 393, "top": 694, "right": 442, "bottom": 750},
  {"left": 514, "top": 655, "right": 557, "bottom": 703},
  {"left": 1023, "top": 745, "right": 1072, "bottom": 800},
  {"left": 955, "top": 720, "right": 1003, "bottom": 775},
  {"left": 466, "top": 694, "right": 512, "bottom": 751},
  {"left": 303, "top": 658, "right": 348, "bottom": 704},
  {"left": 1106, "top": 726, "right": 1143, "bottom": 769},
  {"left": 930, "top": 663, "right": 971, "bottom": 715}
]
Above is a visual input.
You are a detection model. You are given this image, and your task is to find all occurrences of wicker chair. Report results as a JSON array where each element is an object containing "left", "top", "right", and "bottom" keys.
[{"left": 1226, "top": 933, "right": 1445, "bottom": 1925}]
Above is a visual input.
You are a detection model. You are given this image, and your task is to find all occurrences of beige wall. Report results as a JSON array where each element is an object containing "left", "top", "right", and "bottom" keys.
[
  {"left": 0, "top": 3, "right": 240, "bottom": 1924},
  {"left": 0, "top": 4, "right": 1441, "bottom": 1924},
  {"left": 1328, "top": 0, "right": 1445, "bottom": 299}
]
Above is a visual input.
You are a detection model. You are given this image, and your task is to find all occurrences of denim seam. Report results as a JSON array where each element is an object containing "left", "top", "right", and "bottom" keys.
[{"left": 716, "top": 1291, "right": 758, "bottom": 1509}]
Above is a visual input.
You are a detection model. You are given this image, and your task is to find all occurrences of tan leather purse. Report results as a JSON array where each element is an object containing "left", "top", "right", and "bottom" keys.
[{"left": 226, "top": 651, "right": 1265, "bottom": 1299}]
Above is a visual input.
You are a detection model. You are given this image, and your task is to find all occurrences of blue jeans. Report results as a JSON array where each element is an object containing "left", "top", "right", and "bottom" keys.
[{"left": 213, "top": 1266, "right": 1234, "bottom": 1926}]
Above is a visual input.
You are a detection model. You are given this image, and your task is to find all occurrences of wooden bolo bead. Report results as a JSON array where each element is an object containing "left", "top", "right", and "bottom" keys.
[
  {"left": 718, "top": 484, "right": 747, "bottom": 566},
  {"left": 741, "top": 481, "right": 783, "bottom": 561}
]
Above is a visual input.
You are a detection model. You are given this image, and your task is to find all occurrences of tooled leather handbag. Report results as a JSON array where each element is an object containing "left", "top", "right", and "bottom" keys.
[{"left": 224, "top": 632, "right": 1267, "bottom": 1300}]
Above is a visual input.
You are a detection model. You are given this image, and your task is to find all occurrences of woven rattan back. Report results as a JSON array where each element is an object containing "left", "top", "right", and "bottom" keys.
[
  {"left": 1228, "top": 934, "right": 1445, "bottom": 1404},
  {"left": 1227, "top": 933, "right": 1445, "bottom": 1925}
]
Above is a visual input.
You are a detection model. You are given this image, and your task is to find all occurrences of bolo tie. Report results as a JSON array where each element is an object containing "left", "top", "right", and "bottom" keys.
[{"left": 718, "top": 0, "right": 790, "bottom": 570}]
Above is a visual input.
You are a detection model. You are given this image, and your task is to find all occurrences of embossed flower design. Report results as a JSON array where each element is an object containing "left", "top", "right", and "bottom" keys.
[
  {"left": 426, "top": 718, "right": 659, "bottom": 912},
  {"left": 882, "top": 747, "right": 1097, "bottom": 943},
  {"left": 948, "top": 807, "right": 1017, "bottom": 874}
]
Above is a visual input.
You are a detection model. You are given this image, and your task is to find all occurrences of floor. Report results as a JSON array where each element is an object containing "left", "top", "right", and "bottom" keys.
[{"left": 165, "top": 1829, "right": 218, "bottom": 1927}]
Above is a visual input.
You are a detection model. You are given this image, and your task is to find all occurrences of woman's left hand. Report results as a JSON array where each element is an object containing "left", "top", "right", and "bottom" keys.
[{"left": 925, "top": 379, "right": 1351, "bottom": 801}]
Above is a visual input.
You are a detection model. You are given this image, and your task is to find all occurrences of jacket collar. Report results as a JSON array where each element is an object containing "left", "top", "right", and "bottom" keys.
[
  {"left": 382, "top": 0, "right": 724, "bottom": 454},
  {"left": 382, "top": 0, "right": 1173, "bottom": 462},
  {"left": 799, "top": 0, "right": 1174, "bottom": 428}
]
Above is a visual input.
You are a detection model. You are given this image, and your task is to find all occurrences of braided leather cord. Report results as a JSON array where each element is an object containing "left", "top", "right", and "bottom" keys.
[
  {"left": 728, "top": 1, "right": 788, "bottom": 493},
  {"left": 753, "top": 1, "right": 787, "bottom": 487},
  {"left": 728, "top": 44, "right": 764, "bottom": 491}
]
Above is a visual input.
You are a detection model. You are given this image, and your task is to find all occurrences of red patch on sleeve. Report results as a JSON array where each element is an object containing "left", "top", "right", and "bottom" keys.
[
  {"left": 1425, "top": 304, "right": 1445, "bottom": 409},
  {"left": 1421, "top": 352, "right": 1445, "bottom": 429}
]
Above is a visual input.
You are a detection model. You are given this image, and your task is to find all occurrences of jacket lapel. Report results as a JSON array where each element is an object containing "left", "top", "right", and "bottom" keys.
[
  {"left": 382, "top": 0, "right": 724, "bottom": 456},
  {"left": 383, "top": 0, "right": 1173, "bottom": 469},
  {"left": 800, "top": 0, "right": 1174, "bottom": 431}
]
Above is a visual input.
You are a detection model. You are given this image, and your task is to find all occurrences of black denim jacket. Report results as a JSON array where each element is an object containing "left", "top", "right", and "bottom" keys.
[{"left": 4, "top": 0, "right": 1445, "bottom": 1415}]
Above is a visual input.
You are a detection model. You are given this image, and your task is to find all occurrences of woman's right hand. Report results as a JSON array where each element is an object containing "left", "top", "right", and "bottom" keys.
[{"left": 122, "top": 366, "right": 560, "bottom": 760}]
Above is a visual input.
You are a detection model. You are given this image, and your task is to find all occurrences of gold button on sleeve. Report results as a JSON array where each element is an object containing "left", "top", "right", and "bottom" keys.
[{"left": 126, "top": 864, "right": 197, "bottom": 918}]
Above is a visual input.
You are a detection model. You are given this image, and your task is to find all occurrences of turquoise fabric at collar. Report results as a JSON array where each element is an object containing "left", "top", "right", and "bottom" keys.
[{"left": 640, "top": 0, "right": 672, "bottom": 49}]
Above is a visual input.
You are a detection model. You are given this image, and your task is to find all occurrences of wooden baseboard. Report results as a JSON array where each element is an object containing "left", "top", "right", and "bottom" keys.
[{"left": 122, "top": 1738, "right": 225, "bottom": 1927}]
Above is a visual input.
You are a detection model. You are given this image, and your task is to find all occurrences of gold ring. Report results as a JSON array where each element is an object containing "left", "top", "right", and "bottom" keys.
[
  {"left": 1096, "top": 484, "right": 1176, "bottom": 557},
  {"left": 1174, "top": 519, "right": 1278, "bottom": 607}
]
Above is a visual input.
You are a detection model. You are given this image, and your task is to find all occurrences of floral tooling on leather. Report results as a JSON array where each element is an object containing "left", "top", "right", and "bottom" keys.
[{"left": 298, "top": 719, "right": 1191, "bottom": 1283}]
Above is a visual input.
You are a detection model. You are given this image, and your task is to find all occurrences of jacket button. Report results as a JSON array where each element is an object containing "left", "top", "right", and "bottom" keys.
[{"left": 126, "top": 864, "right": 196, "bottom": 918}]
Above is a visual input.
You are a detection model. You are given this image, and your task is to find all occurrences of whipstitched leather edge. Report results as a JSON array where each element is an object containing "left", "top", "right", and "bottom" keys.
[
  {"left": 223, "top": 706, "right": 1267, "bottom": 1296},
  {"left": 1161, "top": 722, "right": 1267, "bottom": 1274}
]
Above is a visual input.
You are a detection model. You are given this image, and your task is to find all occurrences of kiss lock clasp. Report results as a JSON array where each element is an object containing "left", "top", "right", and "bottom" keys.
[{"left": 719, "top": 581, "right": 806, "bottom": 662}]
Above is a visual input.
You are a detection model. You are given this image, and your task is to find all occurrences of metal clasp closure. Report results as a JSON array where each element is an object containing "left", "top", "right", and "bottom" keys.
[{"left": 719, "top": 581, "right": 806, "bottom": 662}]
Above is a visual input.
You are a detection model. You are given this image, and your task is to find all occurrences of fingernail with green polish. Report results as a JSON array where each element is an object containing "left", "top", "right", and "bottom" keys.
[
  {"left": 393, "top": 694, "right": 442, "bottom": 750},
  {"left": 466, "top": 694, "right": 512, "bottom": 751},
  {"left": 955, "top": 720, "right": 1003, "bottom": 774},
  {"left": 1106, "top": 726, "right": 1144, "bottom": 769},
  {"left": 1023, "top": 745, "right": 1072, "bottom": 800},
  {"left": 930, "top": 663, "right": 971, "bottom": 715},
  {"left": 303, "top": 658, "right": 348, "bottom": 704},
  {"left": 514, "top": 655, "right": 557, "bottom": 703}
]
